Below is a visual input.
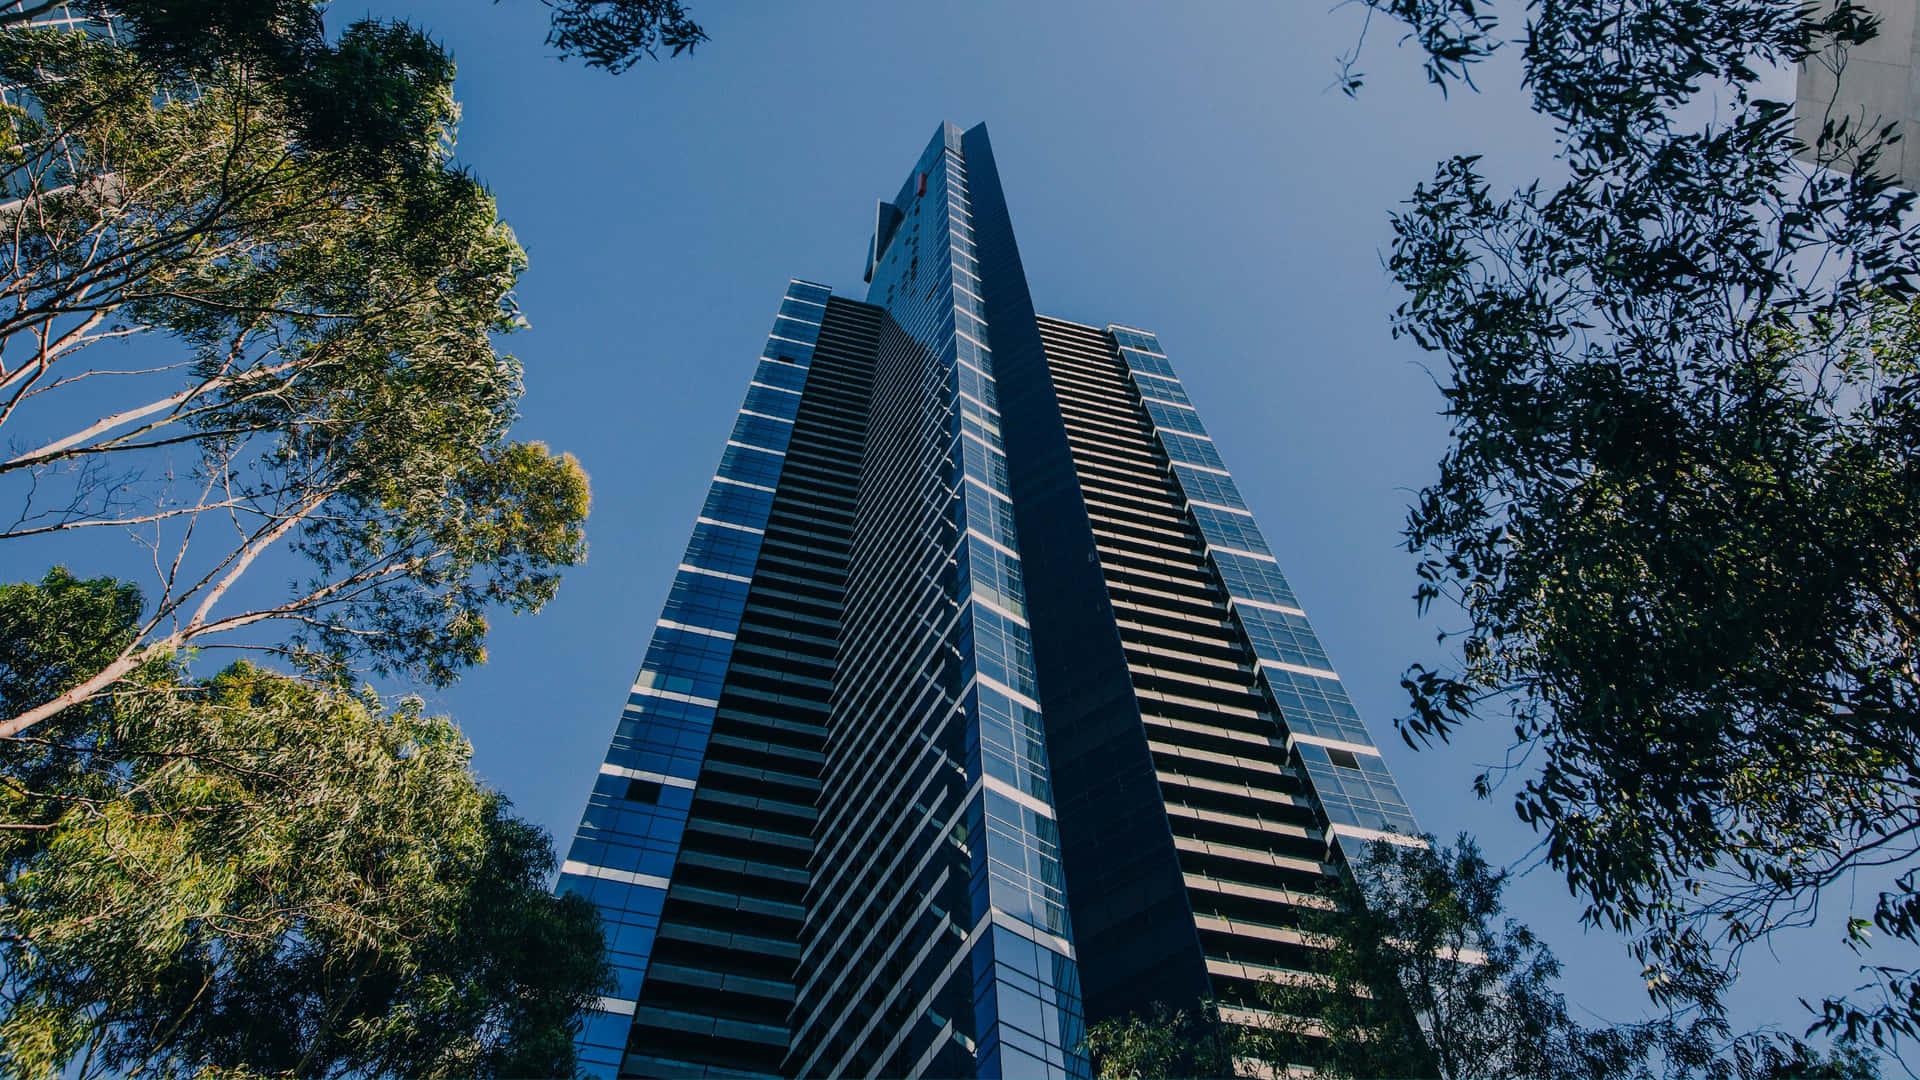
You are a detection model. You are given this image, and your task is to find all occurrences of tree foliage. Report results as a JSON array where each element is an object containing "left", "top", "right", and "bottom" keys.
[
  {"left": 0, "top": 568, "right": 141, "bottom": 730},
  {"left": 0, "top": 569, "right": 610, "bottom": 1079},
  {"left": 535, "top": 0, "right": 707, "bottom": 73},
  {"left": 0, "top": 17, "right": 590, "bottom": 737},
  {"left": 0, "top": 0, "right": 685, "bottom": 1070},
  {"left": 1337, "top": 0, "right": 1920, "bottom": 1051},
  {"left": 1248, "top": 837, "right": 1552, "bottom": 1078},
  {"left": 1083, "top": 838, "right": 1878, "bottom": 1079},
  {"left": 42, "top": 0, "right": 706, "bottom": 80},
  {"left": 1082, "top": 1001, "right": 1234, "bottom": 1080}
]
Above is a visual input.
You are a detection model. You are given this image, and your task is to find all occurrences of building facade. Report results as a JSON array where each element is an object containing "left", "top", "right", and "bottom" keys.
[
  {"left": 1796, "top": 0, "right": 1920, "bottom": 191},
  {"left": 559, "top": 122, "right": 1419, "bottom": 1080}
]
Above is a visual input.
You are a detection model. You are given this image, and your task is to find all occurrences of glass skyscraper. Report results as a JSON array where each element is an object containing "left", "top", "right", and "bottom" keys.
[{"left": 559, "top": 122, "right": 1419, "bottom": 1080}]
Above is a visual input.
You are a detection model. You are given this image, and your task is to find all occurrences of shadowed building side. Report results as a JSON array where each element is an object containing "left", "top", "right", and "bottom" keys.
[
  {"left": 1028, "top": 316, "right": 1348, "bottom": 1022},
  {"left": 960, "top": 130, "right": 1215, "bottom": 1026},
  {"left": 622, "top": 296, "right": 881, "bottom": 1079},
  {"left": 788, "top": 121, "right": 1089, "bottom": 1080}
]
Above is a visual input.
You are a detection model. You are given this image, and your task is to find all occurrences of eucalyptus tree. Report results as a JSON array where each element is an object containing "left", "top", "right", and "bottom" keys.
[
  {"left": 1339, "top": 0, "right": 1920, "bottom": 1051},
  {"left": 0, "top": 569, "right": 610, "bottom": 1079},
  {"left": 0, "top": 2, "right": 697, "bottom": 1071},
  {"left": 5, "top": 0, "right": 705, "bottom": 76},
  {"left": 1082, "top": 838, "right": 1878, "bottom": 1079},
  {"left": 0, "top": 16, "right": 589, "bottom": 736},
  {"left": 1238, "top": 838, "right": 1880, "bottom": 1079}
]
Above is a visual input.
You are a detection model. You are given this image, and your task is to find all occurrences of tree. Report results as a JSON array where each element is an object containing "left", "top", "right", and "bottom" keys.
[
  {"left": 1082, "top": 1001, "right": 1234, "bottom": 1080},
  {"left": 23, "top": 0, "right": 706, "bottom": 79},
  {"left": 1333, "top": 0, "right": 1920, "bottom": 1052},
  {"left": 531, "top": 0, "right": 707, "bottom": 73},
  {"left": 1245, "top": 837, "right": 1556, "bottom": 1078},
  {"left": 1082, "top": 837, "right": 1878, "bottom": 1079},
  {"left": 0, "top": 1, "right": 676, "bottom": 1070},
  {"left": 0, "top": 19, "right": 590, "bottom": 737},
  {"left": 0, "top": 569, "right": 610, "bottom": 1079}
]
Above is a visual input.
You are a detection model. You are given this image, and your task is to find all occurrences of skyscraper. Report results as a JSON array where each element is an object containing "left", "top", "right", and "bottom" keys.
[{"left": 560, "top": 122, "right": 1420, "bottom": 1080}]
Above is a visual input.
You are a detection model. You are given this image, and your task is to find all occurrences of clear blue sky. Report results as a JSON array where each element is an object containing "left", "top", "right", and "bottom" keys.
[{"left": 65, "top": 0, "right": 1860, "bottom": 1050}]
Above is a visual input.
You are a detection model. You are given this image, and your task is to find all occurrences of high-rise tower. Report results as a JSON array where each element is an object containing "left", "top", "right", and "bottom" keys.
[{"left": 560, "top": 122, "right": 1419, "bottom": 1080}]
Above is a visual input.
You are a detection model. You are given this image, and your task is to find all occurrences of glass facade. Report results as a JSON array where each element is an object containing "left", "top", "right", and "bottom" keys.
[
  {"left": 561, "top": 279, "right": 835, "bottom": 1078},
  {"left": 788, "top": 122, "right": 1086, "bottom": 1080},
  {"left": 561, "top": 121, "right": 1419, "bottom": 1079},
  {"left": 1108, "top": 327, "right": 1418, "bottom": 844}
]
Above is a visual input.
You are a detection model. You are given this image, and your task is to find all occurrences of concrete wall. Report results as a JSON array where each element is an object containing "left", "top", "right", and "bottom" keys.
[{"left": 1796, "top": 0, "right": 1920, "bottom": 189}]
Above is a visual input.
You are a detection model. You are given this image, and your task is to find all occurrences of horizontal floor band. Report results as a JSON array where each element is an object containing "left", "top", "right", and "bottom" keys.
[
  {"left": 598, "top": 762, "right": 698, "bottom": 789},
  {"left": 561, "top": 860, "right": 670, "bottom": 890}
]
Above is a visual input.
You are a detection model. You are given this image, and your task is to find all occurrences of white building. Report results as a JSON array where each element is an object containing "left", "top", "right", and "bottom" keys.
[{"left": 1796, "top": 0, "right": 1920, "bottom": 189}]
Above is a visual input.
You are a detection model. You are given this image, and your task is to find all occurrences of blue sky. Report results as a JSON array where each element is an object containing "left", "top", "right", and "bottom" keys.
[{"left": 20, "top": 0, "right": 1857, "bottom": 1051}]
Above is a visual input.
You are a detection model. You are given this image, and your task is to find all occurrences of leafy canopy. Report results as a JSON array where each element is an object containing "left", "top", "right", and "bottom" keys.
[
  {"left": 0, "top": 16, "right": 589, "bottom": 737},
  {"left": 1083, "top": 837, "right": 1879, "bottom": 1079},
  {"left": 0, "top": 569, "right": 610, "bottom": 1080},
  {"left": 1339, "top": 0, "right": 1920, "bottom": 1050},
  {"left": 88, "top": 0, "right": 705, "bottom": 79}
]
